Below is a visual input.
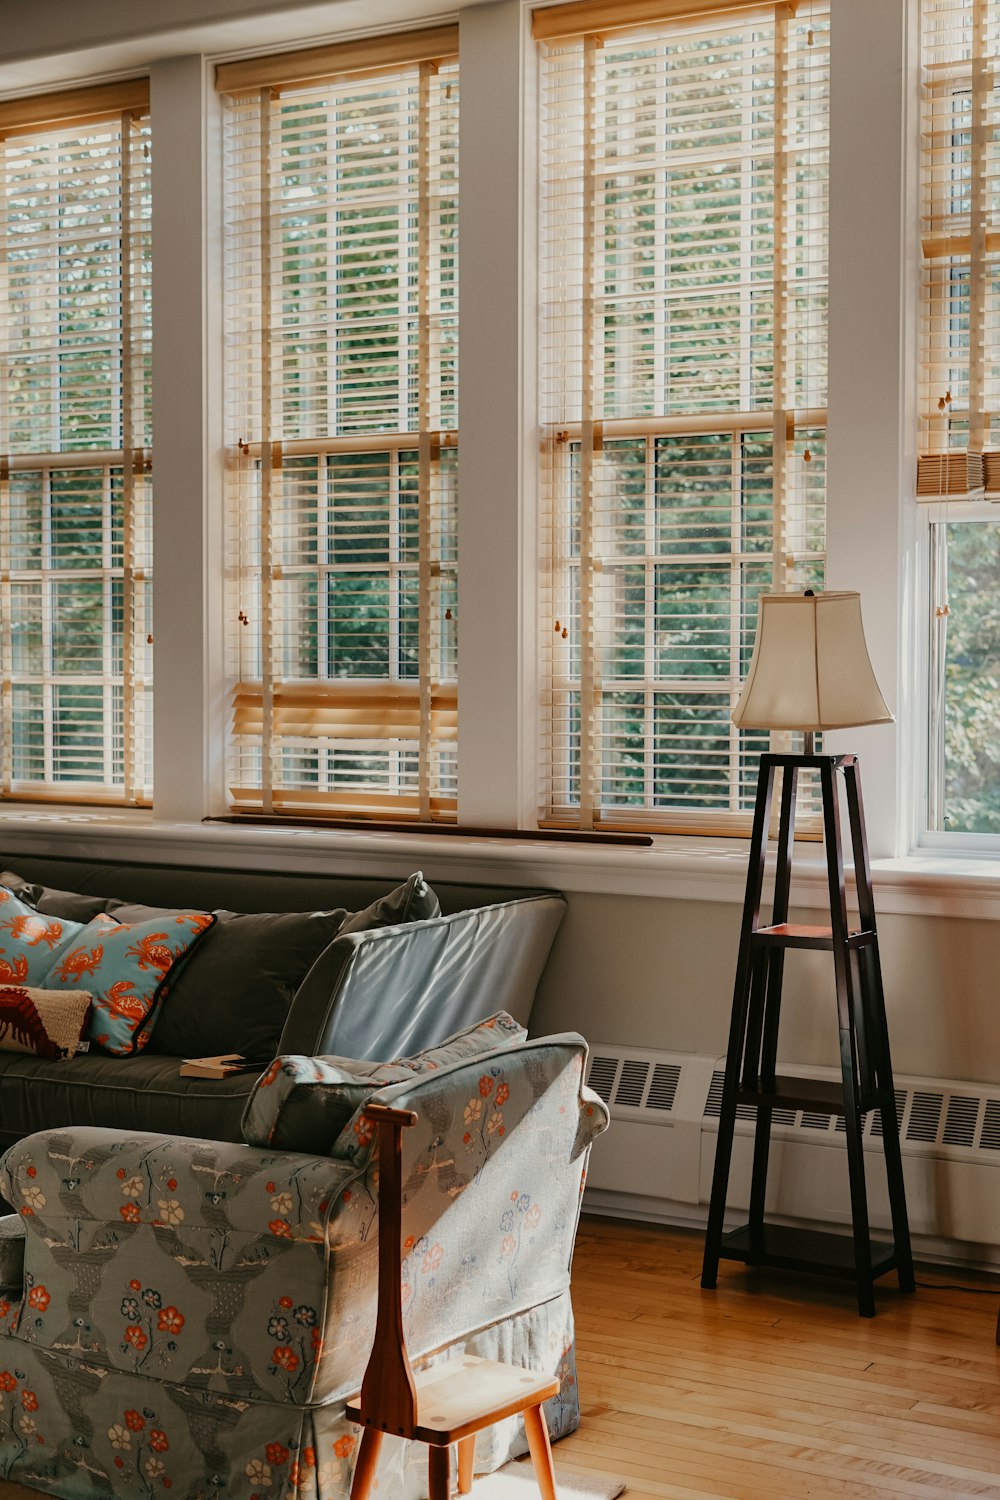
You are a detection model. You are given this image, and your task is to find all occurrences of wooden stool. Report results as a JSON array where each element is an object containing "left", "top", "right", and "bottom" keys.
[{"left": 345, "top": 1103, "right": 561, "bottom": 1500}]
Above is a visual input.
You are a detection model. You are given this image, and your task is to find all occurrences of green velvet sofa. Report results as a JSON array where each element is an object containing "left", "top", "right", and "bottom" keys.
[{"left": 0, "top": 852, "right": 566, "bottom": 1158}]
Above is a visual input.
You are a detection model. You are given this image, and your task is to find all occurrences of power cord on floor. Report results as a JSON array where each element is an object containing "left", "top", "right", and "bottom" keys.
[{"left": 915, "top": 1278, "right": 999, "bottom": 1295}]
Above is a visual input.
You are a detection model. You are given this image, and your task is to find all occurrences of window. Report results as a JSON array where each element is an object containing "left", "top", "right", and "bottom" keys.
[
  {"left": 537, "top": 0, "right": 829, "bottom": 832},
  {"left": 0, "top": 82, "right": 152, "bottom": 804},
  {"left": 219, "top": 29, "right": 459, "bottom": 821},
  {"left": 920, "top": 0, "right": 1000, "bottom": 839}
]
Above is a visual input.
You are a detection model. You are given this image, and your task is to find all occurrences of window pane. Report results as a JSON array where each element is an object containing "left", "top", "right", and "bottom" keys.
[
  {"left": 930, "top": 520, "right": 1000, "bottom": 834},
  {"left": 540, "top": 10, "right": 828, "bottom": 829}
]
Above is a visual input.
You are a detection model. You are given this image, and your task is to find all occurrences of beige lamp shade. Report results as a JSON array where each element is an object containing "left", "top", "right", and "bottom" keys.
[{"left": 732, "top": 591, "right": 893, "bottom": 731}]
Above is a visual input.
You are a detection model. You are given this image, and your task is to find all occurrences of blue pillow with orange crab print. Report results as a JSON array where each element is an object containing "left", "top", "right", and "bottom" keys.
[
  {"left": 40, "top": 911, "right": 217, "bottom": 1057},
  {"left": 0, "top": 886, "right": 84, "bottom": 987}
]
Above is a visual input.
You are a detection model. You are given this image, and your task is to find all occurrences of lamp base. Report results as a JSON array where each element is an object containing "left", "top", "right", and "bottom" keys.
[{"left": 699, "top": 752, "right": 913, "bottom": 1317}]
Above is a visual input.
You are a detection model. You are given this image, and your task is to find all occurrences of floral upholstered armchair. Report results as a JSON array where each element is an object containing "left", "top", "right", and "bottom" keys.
[{"left": 0, "top": 1017, "right": 608, "bottom": 1499}]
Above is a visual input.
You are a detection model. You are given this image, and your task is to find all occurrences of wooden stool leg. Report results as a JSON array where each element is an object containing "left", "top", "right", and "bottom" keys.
[
  {"left": 428, "top": 1443, "right": 451, "bottom": 1500},
  {"left": 523, "top": 1404, "right": 557, "bottom": 1500},
  {"left": 349, "top": 1429, "right": 383, "bottom": 1500},
  {"left": 458, "top": 1435, "right": 476, "bottom": 1493}
]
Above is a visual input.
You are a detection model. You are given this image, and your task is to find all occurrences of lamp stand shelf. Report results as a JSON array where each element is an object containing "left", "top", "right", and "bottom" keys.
[{"left": 700, "top": 752, "right": 914, "bottom": 1318}]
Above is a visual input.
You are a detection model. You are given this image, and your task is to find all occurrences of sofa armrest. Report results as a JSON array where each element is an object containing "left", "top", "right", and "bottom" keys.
[
  {"left": 279, "top": 893, "right": 567, "bottom": 1057},
  {"left": 0, "top": 1126, "right": 352, "bottom": 1241},
  {"left": 313, "top": 1031, "right": 609, "bottom": 1402}
]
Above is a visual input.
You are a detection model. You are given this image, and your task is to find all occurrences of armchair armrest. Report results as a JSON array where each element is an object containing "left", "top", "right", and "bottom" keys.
[
  {"left": 0, "top": 1126, "right": 352, "bottom": 1241},
  {"left": 313, "top": 1032, "right": 609, "bottom": 1403}
]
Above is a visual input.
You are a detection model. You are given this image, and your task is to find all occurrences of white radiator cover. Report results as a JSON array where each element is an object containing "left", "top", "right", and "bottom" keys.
[{"left": 582, "top": 1045, "right": 1000, "bottom": 1267}]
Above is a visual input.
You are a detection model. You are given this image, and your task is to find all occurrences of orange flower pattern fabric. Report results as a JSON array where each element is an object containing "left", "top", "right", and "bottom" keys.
[
  {"left": 40, "top": 911, "right": 217, "bottom": 1056},
  {"left": 0, "top": 1032, "right": 608, "bottom": 1497}
]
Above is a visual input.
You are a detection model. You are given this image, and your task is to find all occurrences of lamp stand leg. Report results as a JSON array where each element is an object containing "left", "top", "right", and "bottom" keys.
[{"left": 702, "top": 758, "right": 776, "bottom": 1289}]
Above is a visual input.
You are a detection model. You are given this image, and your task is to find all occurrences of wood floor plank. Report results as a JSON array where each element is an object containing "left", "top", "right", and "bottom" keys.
[{"left": 555, "top": 1217, "right": 1000, "bottom": 1499}]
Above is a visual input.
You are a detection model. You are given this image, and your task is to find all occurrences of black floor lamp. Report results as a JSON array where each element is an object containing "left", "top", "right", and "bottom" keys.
[{"left": 701, "top": 590, "right": 914, "bottom": 1317}]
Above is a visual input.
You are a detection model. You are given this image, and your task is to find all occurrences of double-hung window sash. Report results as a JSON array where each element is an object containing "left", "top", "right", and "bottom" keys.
[
  {"left": 0, "top": 81, "right": 152, "bottom": 805},
  {"left": 537, "top": 0, "right": 829, "bottom": 833},
  {"left": 920, "top": 1, "right": 1000, "bottom": 835},
  {"left": 219, "top": 28, "right": 459, "bottom": 821}
]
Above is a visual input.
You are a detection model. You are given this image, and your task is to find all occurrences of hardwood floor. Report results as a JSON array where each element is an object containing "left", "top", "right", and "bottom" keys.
[
  {"left": 1, "top": 1215, "right": 998, "bottom": 1498},
  {"left": 556, "top": 1216, "right": 1000, "bottom": 1500}
]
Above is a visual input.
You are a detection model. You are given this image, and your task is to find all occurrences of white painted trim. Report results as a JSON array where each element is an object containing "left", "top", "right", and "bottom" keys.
[
  {"left": 150, "top": 56, "right": 218, "bottom": 823},
  {"left": 457, "top": 0, "right": 537, "bottom": 827},
  {"left": 825, "top": 0, "right": 918, "bottom": 861},
  {"left": 4, "top": 808, "right": 1000, "bottom": 916},
  {"left": 581, "top": 1192, "right": 1000, "bottom": 1275}
]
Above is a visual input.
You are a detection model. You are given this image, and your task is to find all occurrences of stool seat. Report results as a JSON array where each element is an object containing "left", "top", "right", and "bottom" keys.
[{"left": 347, "top": 1355, "right": 560, "bottom": 1446}]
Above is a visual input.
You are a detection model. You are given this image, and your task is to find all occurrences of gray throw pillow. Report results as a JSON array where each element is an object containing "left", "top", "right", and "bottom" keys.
[
  {"left": 148, "top": 908, "right": 350, "bottom": 1061},
  {"left": 340, "top": 870, "right": 440, "bottom": 933},
  {"left": 1, "top": 870, "right": 122, "bottom": 924}
]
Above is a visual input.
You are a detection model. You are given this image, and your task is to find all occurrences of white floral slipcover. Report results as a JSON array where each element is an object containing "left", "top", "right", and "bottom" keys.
[{"left": 0, "top": 1029, "right": 608, "bottom": 1498}]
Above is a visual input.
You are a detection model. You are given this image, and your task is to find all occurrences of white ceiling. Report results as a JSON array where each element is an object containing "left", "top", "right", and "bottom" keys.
[{"left": 0, "top": 0, "right": 502, "bottom": 94}]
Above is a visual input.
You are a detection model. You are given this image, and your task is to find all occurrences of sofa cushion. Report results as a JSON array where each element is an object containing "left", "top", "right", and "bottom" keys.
[
  {"left": 41, "top": 912, "right": 217, "bottom": 1057},
  {"left": 0, "top": 1050, "right": 261, "bottom": 1158},
  {"left": 0, "top": 1216, "right": 24, "bottom": 1292},
  {"left": 148, "top": 907, "right": 352, "bottom": 1062},
  {"left": 241, "top": 1010, "right": 528, "bottom": 1154},
  {"left": 146, "top": 873, "right": 441, "bottom": 1062},
  {"left": 0, "top": 888, "right": 84, "bottom": 987},
  {"left": 1, "top": 870, "right": 122, "bottom": 924},
  {"left": 0, "top": 985, "right": 93, "bottom": 1060}
]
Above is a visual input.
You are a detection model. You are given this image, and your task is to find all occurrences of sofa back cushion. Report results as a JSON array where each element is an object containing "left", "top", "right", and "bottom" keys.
[
  {"left": 149, "top": 907, "right": 351, "bottom": 1061},
  {"left": 241, "top": 1010, "right": 528, "bottom": 1155},
  {"left": 0, "top": 870, "right": 121, "bottom": 924},
  {"left": 3, "top": 870, "right": 441, "bottom": 1063}
]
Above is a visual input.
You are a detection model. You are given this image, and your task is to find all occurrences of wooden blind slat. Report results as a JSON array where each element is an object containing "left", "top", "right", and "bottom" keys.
[
  {"left": 215, "top": 24, "right": 459, "bottom": 97},
  {"left": 532, "top": 0, "right": 792, "bottom": 43},
  {"left": 0, "top": 79, "right": 149, "bottom": 137}
]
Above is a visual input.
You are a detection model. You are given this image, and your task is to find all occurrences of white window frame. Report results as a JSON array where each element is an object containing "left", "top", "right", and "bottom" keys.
[
  {"left": 0, "top": 0, "right": 966, "bottom": 881},
  {"left": 911, "top": 498, "right": 1000, "bottom": 856}
]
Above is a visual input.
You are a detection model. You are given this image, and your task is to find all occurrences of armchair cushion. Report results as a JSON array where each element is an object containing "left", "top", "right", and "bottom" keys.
[{"left": 241, "top": 1010, "right": 527, "bottom": 1154}]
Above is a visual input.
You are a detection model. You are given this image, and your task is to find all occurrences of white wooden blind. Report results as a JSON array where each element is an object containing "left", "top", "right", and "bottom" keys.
[
  {"left": 221, "top": 37, "right": 459, "bottom": 820},
  {"left": 538, "top": 1, "right": 828, "bottom": 833},
  {"left": 0, "top": 87, "right": 152, "bottom": 805},
  {"left": 920, "top": 0, "right": 1000, "bottom": 499}
]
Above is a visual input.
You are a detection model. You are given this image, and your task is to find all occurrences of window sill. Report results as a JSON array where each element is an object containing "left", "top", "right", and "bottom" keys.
[{"left": 0, "top": 805, "right": 998, "bottom": 918}]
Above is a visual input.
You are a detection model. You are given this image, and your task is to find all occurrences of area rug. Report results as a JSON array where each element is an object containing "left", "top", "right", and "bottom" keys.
[{"left": 478, "top": 1461, "right": 626, "bottom": 1498}]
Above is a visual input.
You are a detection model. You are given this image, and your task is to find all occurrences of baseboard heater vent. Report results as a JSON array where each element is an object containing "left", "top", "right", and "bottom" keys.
[
  {"left": 587, "top": 1050, "right": 682, "bottom": 1114},
  {"left": 584, "top": 1045, "right": 1000, "bottom": 1255}
]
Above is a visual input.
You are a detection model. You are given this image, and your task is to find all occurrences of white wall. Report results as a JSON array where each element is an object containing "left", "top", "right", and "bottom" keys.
[{"left": 0, "top": 0, "right": 997, "bottom": 1114}]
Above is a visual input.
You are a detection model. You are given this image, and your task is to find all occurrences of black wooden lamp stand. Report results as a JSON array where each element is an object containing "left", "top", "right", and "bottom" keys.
[{"left": 700, "top": 748, "right": 915, "bottom": 1318}]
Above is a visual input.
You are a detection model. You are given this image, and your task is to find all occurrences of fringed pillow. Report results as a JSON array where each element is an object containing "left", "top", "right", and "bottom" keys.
[{"left": 0, "top": 986, "right": 93, "bottom": 1060}]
